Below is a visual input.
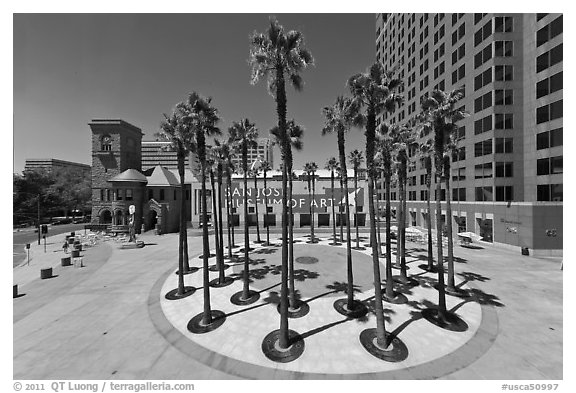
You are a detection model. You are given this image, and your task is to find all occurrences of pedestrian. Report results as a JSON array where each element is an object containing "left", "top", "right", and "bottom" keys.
[{"left": 62, "top": 241, "right": 69, "bottom": 254}]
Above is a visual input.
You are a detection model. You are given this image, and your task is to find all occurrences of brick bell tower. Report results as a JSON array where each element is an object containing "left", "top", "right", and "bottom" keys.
[{"left": 89, "top": 119, "right": 143, "bottom": 225}]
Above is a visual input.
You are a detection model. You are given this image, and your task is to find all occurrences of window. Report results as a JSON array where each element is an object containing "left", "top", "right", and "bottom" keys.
[
  {"left": 474, "top": 68, "right": 492, "bottom": 90},
  {"left": 495, "top": 65, "right": 513, "bottom": 81},
  {"left": 453, "top": 188, "right": 466, "bottom": 202},
  {"left": 125, "top": 189, "right": 133, "bottom": 201},
  {"left": 536, "top": 100, "right": 563, "bottom": 124},
  {"left": 474, "top": 115, "right": 492, "bottom": 135},
  {"left": 433, "top": 61, "right": 445, "bottom": 79},
  {"left": 434, "top": 43, "right": 445, "bottom": 62},
  {"left": 474, "top": 43, "right": 492, "bottom": 68},
  {"left": 537, "top": 156, "right": 563, "bottom": 175},
  {"left": 475, "top": 13, "right": 487, "bottom": 24},
  {"left": 106, "top": 189, "right": 111, "bottom": 201},
  {"left": 495, "top": 89, "right": 513, "bottom": 105},
  {"left": 474, "top": 20, "right": 492, "bottom": 46},
  {"left": 452, "top": 64, "right": 465, "bottom": 84},
  {"left": 456, "top": 126, "right": 466, "bottom": 140},
  {"left": 159, "top": 189, "right": 165, "bottom": 201},
  {"left": 474, "top": 91, "right": 492, "bottom": 112},
  {"left": 494, "top": 41, "right": 513, "bottom": 57},
  {"left": 536, "top": 72, "right": 563, "bottom": 98},
  {"left": 474, "top": 139, "right": 493, "bottom": 157},
  {"left": 537, "top": 15, "right": 563, "bottom": 47},
  {"left": 101, "top": 135, "right": 112, "bottom": 151},
  {"left": 148, "top": 189, "right": 153, "bottom": 200},
  {"left": 495, "top": 137, "right": 513, "bottom": 153},
  {"left": 452, "top": 146, "right": 466, "bottom": 162},
  {"left": 536, "top": 43, "right": 563, "bottom": 73},
  {"left": 536, "top": 128, "right": 563, "bottom": 150},
  {"left": 495, "top": 162, "right": 513, "bottom": 177},
  {"left": 452, "top": 166, "right": 466, "bottom": 181},
  {"left": 475, "top": 186, "right": 493, "bottom": 201},
  {"left": 495, "top": 113, "right": 513, "bottom": 129},
  {"left": 494, "top": 16, "right": 513, "bottom": 32},
  {"left": 537, "top": 184, "right": 562, "bottom": 201},
  {"left": 116, "top": 189, "right": 123, "bottom": 201},
  {"left": 100, "top": 189, "right": 104, "bottom": 201},
  {"left": 495, "top": 186, "right": 513, "bottom": 201},
  {"left": 174, "top": 190, "right": 177, "bottom": 200}
]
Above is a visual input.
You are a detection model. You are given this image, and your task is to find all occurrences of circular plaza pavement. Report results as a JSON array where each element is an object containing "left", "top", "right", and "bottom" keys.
[{"left": 151, "top": 234, "right": 498, "bottom": 379}]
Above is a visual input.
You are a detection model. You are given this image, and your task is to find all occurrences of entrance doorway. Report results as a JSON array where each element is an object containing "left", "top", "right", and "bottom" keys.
[
  {"left": 149, "top": 210, "right": 158, "bottom": 230},
  {"left": 476, "top": 218, "right": 493, "bottom": 242},
  {"left": 100, "top": 210, "right": 112, "bottom": 224}
]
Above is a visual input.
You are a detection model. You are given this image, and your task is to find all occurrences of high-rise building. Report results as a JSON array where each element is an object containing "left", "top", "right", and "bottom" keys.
[
  {"left": 24, "top": 158, "right": 91, "bottom": 176},
  {"left": 141, "top": 141, "right": 179, "bottom": 170},
  {"left": 375, "top": 13, "right": 562, "bottom": 255},
  {"left": 230, "top": 137, "right": 274, "bottom": 171}
]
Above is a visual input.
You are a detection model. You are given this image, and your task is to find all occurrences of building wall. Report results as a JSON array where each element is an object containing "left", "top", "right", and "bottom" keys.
[{"left": 24, "top": 158, "right": 91, "bottom": 176}]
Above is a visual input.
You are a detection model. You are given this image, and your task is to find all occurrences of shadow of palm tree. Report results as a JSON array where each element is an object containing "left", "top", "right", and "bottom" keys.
[
  {"left": 450, "top": 288, "right": 505, "bottom": 313},
  {"left": 456, "top": 271, "right": 490, "bottom": 289},
  {"left": 293, "top": 269, "right": 320, "bottom": 282},
  {"left": 412, "top": 275, "right": 438, "bottom": 289},
  {"left": 252, "top": 248, "right": 279, "bottom": 255},
  {"left": 355, "top": 295, "right": 396, "bottom": 324}
]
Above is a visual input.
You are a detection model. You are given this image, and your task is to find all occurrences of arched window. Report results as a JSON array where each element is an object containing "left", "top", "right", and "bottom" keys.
[{"left": 100, "top": 210, "right": 112, "bottom": 224}]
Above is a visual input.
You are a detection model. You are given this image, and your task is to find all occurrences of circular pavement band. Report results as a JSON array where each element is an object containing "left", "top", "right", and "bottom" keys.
[{"left": 148, "top": 243, "right": 499, "bottom": 379}]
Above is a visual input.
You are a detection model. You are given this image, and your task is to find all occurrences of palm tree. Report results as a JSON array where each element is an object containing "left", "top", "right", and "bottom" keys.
[
  {"left": 156, "top": 103, "right": 196, "bottom": 298},
  {"left": 419, "top": 139, "right": 435, "bottom": 272},
  {"left": 223, "top": 143, "right": 237, "bottom": 257},
  {"left": 303, "top": 162, "right": 319, "bottom": 243},
  {"left": 184, "top": 92, "right": 225, "bottom": 330},
  {"left": 260, "top": 160, "right": 273, "bottom": 245},
  {"left": 322, "top": 95, "right": 366, "bottom": 317},
  {"left": 206, "top": 150, "right": 222, "bottom": 272},
  {"left": 209, "top": 140, "right": 234, "bottom": 287},
  {"left": 271, "top": 120, "right": 304, "bottom": 311},
  {"left": 337, "top": 165, "right": 345, "bottom": 242},
  {"left": 228, "top": 118, "right": 260, "bottom": 305},
  {"left": 348, "top": 62, "right": 403, "bottom": 351},
  {"left": 348, "top": 149, "right": 364, "bottom": 249},
  {"left": 249, "top": 17, "right": 313, "bottom": 354},
  {"left": 325, "top": 157, "right": 340, "bottom": 245},
  {"left": 419, "top": 88, "right": 467, "bottom": 319}
]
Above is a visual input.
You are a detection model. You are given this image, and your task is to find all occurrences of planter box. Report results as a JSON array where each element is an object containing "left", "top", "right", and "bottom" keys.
[
  {"left": 40, "top": 268, "right": 52, "bottom": 279},
  {"left": 61, "top": 257, "right": 72, "bottom": 266},
  {"left": 74, "top": 244, "right": 83, "bottom": 251}
]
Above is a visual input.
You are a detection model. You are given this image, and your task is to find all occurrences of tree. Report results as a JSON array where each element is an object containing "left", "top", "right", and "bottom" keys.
[
  {"left": 348, "top": 62, "right": 403, "bottom": 351},
  {"left": 157, "top": 103, "right": 195, "bottom": 297},
  {"left": 418, "top": 139, "right": 435, "bottom": 272},
  {"left": 325, "top": 157, "right": 340, "bottom": 245},
  {"left": 260, "top": 160, "right": 273, "bottom": 245},
  {"left": 249, "top": 17, "right": 313, "bottom": 353},
  {"left": 322, "top": 95, "right": 366, "bottom": 317},
  {"left": 228, "top": 118, "right": 260, "bottom": 305},
  {"left": 419, "top": 88, "right": 467, "bottom": 318},
  {"left": 348, "top": 149, "right": 364, "bottom": 249},
  {"left": 223, "top": 142, "right": 237, "bottom": 255},
  {"left": 303, "top": 162, "right": 319, "bottom": 243},
  {"left": 271, "top": 120, "right": 304, "bottom": 311},
  {"left": 184, "top": 92, "right": 224, "bottom": 329}
]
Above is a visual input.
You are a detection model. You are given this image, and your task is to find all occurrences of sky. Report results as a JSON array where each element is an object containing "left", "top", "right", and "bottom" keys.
[{"left": 13, "top": 13, "right": 375, "bottom": 174}]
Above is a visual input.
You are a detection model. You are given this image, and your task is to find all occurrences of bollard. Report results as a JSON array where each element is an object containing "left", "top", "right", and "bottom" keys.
[
  {"left": 13, "top": 285, "right": 18, "bottom": 298},
  {"left": 74, "top": 257, "right": 84, "bottom": 268},
  {"left": 68, "top": 238, "right": 75, "bottom": 245},
  {"left": 71, "top": 249, "right": 80, "bottom": 258},
  {"left": 40, "top": 268, "right": 52, "bottom": 279},
  {"left": 74, "top": 244, "right": 83, "bottom": 252},
  {"left": 61, "top": 257, "right": 72, "bottom": 266}
]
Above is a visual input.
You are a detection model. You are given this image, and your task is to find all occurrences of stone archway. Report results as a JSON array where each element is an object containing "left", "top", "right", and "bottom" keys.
[
  {"left": 149, "top": 210, "right": 158, "bottom": 230},
  {"left": 100, "top": 209, "right": 112, "bottom": 224}
]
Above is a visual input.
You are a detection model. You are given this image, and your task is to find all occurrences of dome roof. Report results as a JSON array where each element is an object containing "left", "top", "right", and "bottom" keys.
[{"left": 108, "top": 169, "right": 148, "bottom": 183}]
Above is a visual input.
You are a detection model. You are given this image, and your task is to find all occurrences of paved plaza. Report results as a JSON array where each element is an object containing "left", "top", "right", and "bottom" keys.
[{"left": 13, "top": 229, "right": 563, "bottom": 379}]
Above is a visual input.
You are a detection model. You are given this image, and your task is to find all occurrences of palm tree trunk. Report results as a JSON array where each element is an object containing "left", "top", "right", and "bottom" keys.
[
  {"left": 177, "top": 155, "right": 185, "bottom": 295},
  {"left": 445, "top": 163, "right": 455, "bottom": 291},
  {"left": 217, "top": 167, "right": 225, "bottom": 268},
  {"left": 242, "top": 148, "right": 250, "bottom": 299},
  {"left": 400, "top": 166, "right": 407, "bottom": 279},
  {"left": 288, "top": 169, "right": 296, "bottom": 309},
  {"left": 385, "top": 170, "right": 394, "bottom": 299},
  {"left": 435, "top": 169, "right": 447, "bottom": 315},
  {"left": 210, "top": 170, "right": 222, "bottom": 273},
  {"left": 228, "top": 174, "right": 236, "bottom": 249},
  {"left": 200, "top": 164, "right": 213, "bottom": 324},
  {"left": 264, "top": 171, "right": 270, "bottom": 245},
  {"left": 276, "top": 64, "right": 290, "bottom": 349},
  {"left": 330, "top": 171, "right": 337, "bottom": 243},
  {"left": 254, "top": 174, "right": 261, "bottom": 243},
  {"left": 397, "top": 166, "right": 406, "bottom": 280},
  {"left": 376, "top": 173, "right": 382, "bottom": 257},
  {"left": 311, "top": 176, "right": 316, "bottom": 242},
  {"left": 354, "top": 168, "right": 360, "bottom": 248},
  {"left": 307, "top": 178, "right": 312, "bottom": 238},
  {"left": 426, "top": 169, "right": 434, "bottom": 271},
  {"left": 337, "top": 131, "right": 355, "bottom": 310},
  {"left": 365, "top": 109, "right": 387, "bottom": 347}
]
